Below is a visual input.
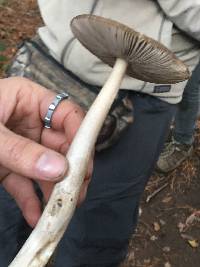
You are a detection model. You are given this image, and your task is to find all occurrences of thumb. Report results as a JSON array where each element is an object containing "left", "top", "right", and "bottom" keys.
[{"left": 0, "top": 124, "right": 68, "bottom": 182}]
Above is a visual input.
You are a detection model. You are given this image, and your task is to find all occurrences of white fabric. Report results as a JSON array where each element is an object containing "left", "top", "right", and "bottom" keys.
[{"left": 37, "top": 0, "right": 200, "bottom": 103}]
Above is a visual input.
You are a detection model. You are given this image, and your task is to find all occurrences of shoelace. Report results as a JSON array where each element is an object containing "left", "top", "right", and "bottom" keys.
[{"left": 160, "top": 141, "right": 178, "bottom": 157}]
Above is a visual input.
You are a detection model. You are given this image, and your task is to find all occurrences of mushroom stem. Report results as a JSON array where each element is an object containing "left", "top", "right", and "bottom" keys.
[{"left": 9, "top": 58, "right": 128, "bottom": 267}]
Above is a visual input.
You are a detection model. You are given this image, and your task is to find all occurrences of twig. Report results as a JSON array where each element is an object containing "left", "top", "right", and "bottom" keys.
[{"left": 146, "top": 183, "right": 168, "bottom": 203}]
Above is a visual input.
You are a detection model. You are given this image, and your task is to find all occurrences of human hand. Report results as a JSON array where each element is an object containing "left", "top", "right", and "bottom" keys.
[{"left": 0, "top": 77, "right": 92, "bottom": 227}]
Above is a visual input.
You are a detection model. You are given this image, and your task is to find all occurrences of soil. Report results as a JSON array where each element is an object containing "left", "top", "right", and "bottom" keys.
[
  {"left": 0, "top": 0, "right": 42, "bottom": 76},
  {"left": 122, "top": 145, "right": 200, "bottom": 267},
  {"left": 0, "top": 1, "right": 200, "bottom": 267}
]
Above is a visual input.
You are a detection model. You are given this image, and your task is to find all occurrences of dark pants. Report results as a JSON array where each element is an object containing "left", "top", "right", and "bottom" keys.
[
  {"left": 174, "top": 61, "right": 200, "bottom": 144},
  {"left": 0, "top": 92, "right": 176, "bottom": 266}
]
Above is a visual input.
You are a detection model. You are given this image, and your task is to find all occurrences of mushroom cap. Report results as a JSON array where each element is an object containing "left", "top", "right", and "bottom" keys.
[{"left": 71, "top": 15, "right": 190, "bottom": 84}]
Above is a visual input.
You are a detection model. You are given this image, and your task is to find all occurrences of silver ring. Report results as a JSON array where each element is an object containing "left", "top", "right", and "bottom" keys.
[{"left": 44, "top": 92, "right": 69, "bottom": 129}]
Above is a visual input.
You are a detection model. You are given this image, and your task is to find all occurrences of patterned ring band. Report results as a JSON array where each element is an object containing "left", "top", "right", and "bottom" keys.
[{"left": 44, "top": 92, "right": 69, "bottom": 129}]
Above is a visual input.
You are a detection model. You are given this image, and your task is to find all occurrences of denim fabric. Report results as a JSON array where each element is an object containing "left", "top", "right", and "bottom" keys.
[
  {"left": 0, "top": 92, "right": 176, "bottom": 267},
  {"left": 174, "top": 61, "right": 200, "bottom": 144}
]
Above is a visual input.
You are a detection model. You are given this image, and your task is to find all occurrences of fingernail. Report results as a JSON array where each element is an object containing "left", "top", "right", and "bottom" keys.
[{"left": 36, "top": 151, "right": 67, "bottom": 180}]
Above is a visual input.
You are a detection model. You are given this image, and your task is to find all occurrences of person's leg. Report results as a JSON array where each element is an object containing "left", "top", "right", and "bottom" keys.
[
  {"left": 54, "top": 93, "right": 176, "bottom": 267},
  {"left": 156, "top": 62, "right": 200, "bottom": 173},
  {"left": 174, "top": 61, "right": 200, "bottom": 144},
  {"left": 0, "top": 186, "right": 32, "bottom": 266}
]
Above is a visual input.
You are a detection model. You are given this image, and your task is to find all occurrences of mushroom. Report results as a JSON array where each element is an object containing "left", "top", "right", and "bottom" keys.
[
  {"left": 9, "top": 15, "right": 189, "bottom": 267},
  {"left": 71, "top": 15, "right": 189, "bottom": 84}
]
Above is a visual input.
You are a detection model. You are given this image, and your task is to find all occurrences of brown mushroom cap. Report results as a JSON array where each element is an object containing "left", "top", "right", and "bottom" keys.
[{"left": 71, "top": 15, "right": 190, "bottom": 84}]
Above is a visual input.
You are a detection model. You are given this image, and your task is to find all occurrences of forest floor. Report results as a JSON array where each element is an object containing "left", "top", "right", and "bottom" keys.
[{"left": 0, "top": 1, "right": 199, "bottom": 267}]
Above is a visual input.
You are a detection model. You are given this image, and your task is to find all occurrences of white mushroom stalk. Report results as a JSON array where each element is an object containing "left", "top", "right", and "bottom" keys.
[{"left": 9, "top": 58, "right": 128, "bottom": 267}]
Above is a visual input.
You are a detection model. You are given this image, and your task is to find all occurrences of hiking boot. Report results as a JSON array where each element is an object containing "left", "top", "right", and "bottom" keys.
[{"left": 156, "top": 140, "right": 193, "bottom": 173}]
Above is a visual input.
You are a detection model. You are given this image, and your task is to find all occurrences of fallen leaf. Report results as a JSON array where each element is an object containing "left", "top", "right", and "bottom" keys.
[
  {"left": 150, "top": 235, "right": 158, "bottom": 241},
  {"left": 163, "top": 246, "right": 171, "bottom": 252},
  {"left": 153, "top": 222, "right": 161, "bottom": 232},
  {"left": 164, "top": 262, "right": 171, "bottom": 267},
  {"left": 177, "top": 222, "right": 186, "bottom": 232},
  {"left": 188, "top": 239, "right": 199, "bottom": 248},
  {"left": 186, "top": 211, "right": 200, "bottom": 227}
]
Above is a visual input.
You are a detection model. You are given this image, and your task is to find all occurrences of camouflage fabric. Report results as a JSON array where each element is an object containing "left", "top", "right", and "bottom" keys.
[{"left": 6, "top": 36, "right": 134, "bottom": 151}]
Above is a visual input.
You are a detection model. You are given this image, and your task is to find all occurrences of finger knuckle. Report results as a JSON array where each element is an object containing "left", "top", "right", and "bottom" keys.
[{"left": 6, "top": 137, "right": 31, "bottom": 164}]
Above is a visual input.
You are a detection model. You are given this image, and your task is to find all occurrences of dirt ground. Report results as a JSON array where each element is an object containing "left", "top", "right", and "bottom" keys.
[{"left": 0, "top": 1, "right": 200, "bottom": 267}]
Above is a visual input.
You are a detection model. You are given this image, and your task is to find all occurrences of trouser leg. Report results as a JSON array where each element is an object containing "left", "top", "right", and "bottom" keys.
[
  {"left": 0, "top": 187, "right": 32, "bottom": 266},
  {"left": 174, "top": 61, "right": 200, "bottom": 144}
]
